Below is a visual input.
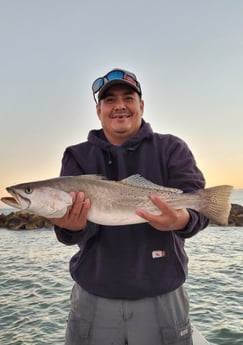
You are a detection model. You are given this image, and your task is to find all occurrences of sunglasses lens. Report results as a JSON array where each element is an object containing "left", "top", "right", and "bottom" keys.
[
  {"left": 106, "top": 70, "right": 124, "bottom": 81},
  {"left": 92, "top": 78, "right": 104, "bottom": 93}
]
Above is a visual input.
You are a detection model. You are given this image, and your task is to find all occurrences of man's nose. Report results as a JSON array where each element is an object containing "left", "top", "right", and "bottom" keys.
[{"left": 114, "top": 99, "right": 126, "bottom": 110}]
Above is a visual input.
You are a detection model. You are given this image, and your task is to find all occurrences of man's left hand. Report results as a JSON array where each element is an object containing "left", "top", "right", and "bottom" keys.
[{"left": 136, "top": 195, "right": 190, "bottom": 231}]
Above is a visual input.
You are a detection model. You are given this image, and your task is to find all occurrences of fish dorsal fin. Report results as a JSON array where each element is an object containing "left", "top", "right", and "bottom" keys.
[{"left": 120, "top": 175, "right": 182, "bottom": 193}]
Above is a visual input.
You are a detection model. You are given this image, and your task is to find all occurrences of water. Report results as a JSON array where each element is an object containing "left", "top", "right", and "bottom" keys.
[
  {"left": 186, "top": 227, "right": 243, "bottom": 344},
  {"left": 0, "top": 229, "right": 76, "bottom": 345},
  {"left": 0, "top": 191, "right": 242, "bottom": 344}
]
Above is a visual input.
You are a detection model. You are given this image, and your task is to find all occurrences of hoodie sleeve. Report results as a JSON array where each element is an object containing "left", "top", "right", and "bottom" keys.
[
  {"left": 174, "top": 209, "right": 209, "bottom": 238},
  {"left": 55, "top": 221, "right": 99, "bottom": 246},
  {"left": 166, "top": 136, "right": 210, "bottom": 238},
  {"left": 55, "top": 226, "right": 87, "bottom": 245},
  {"left": 54, "top": 148, "right": 88, "bottom": 246}
]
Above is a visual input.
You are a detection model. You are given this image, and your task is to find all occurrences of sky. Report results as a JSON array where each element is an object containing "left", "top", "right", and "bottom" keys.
[{"left": 0, "top": 0, "right": 243, "bottom": 205}]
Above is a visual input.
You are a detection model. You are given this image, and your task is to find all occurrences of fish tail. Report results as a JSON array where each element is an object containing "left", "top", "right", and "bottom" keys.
[{"left": 198, "top": 185, "right": 233, "bottom": 225}]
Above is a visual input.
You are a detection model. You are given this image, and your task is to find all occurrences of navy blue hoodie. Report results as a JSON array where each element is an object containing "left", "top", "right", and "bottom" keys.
[{"left": 55, "top": 120, "right": 209, "bottom": 299}]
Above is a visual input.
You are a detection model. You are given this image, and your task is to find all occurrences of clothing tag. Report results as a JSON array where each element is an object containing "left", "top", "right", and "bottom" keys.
[{"left": 152, "top": 250, "right": 166, "bottom": 259}]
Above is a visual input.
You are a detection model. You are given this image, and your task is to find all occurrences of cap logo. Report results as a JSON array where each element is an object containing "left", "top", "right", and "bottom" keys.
[{"left": 124, "top": 75, "right": 137, "bottom": 86}]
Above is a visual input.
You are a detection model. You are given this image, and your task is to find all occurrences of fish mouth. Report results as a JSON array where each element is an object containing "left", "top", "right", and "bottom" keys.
[
  {"left": 1, "top": 196, "right": 21, "bottom": 208},
  {"left": 1, "top": 189, "right": 30, "bottom": 209}
]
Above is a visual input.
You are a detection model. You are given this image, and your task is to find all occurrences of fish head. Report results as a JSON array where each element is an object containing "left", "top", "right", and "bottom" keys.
[{"left": 1, "top": 184, "right": 73, "bottom": 218}]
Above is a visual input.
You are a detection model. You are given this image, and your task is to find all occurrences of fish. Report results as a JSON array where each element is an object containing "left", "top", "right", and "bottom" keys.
[{"left": 1, "top": 174, "right": 233, "bottom": 226}]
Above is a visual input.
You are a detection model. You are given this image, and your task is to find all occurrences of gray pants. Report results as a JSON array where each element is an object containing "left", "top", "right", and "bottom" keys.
[{"left": 65, "top": 284, "right": 193, "bottom": 345}]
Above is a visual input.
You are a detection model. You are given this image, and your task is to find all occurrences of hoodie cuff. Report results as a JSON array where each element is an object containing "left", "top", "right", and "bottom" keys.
[
  {"left": 54, "top": 225, "right": 86, "bottom": 245},
  {"left": 175, "top": 209, "right": 209, "bottom": 238}
]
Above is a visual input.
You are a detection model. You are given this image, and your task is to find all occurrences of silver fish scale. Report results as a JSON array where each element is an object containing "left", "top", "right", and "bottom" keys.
[{"left": 84, "top": 179, "right": 179, "bottom": 212}]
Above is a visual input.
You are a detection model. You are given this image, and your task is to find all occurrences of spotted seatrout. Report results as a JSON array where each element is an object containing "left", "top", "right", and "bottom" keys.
[{"left": 1, "top": 174, "right": 233, "bottom": 225}]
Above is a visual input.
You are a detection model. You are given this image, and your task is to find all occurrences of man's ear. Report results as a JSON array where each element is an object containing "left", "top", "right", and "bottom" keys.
[
  {"left": 140, "top": 99, "right": 144, "bottom": 116},
  {"left": 96, "top": 103, "right": 101, "bottom": 119}
]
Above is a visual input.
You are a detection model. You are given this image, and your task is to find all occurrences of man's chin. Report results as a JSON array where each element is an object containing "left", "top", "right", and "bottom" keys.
[
  {"left": 113, "top": 126, "right": 127, "bottom": 133},
  {"left": 113, "top": 126, "right": 130, "bottom": 135}
]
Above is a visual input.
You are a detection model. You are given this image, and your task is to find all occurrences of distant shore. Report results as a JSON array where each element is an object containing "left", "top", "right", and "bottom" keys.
[{"left": 0, "top": 210, "right": 52, "bottom": 230}]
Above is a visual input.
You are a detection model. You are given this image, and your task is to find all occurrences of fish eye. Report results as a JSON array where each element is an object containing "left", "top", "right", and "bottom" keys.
[{"left": 24, "top": 186, "right": 33, "bottom": 194}]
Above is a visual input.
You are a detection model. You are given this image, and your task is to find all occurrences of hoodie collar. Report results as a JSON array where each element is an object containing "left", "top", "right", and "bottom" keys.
[{"left": 87, "top": 119, "right": 154, "bottom": 151}]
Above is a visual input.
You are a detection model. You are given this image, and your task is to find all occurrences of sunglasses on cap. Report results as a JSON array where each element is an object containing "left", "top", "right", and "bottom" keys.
[{"left": 92, "top": 69, "right": 142, "bottom": 103}]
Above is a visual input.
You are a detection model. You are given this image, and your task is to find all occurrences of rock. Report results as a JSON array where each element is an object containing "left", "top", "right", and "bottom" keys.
[
  {"left": 0, "top": 214, "right": 6, "bottom": 228},
  {"left": 6, "top": 215, "right": 27, "bottom": 230},
  {"left": 0, "top": 211, "right": 53, "bottom": 230},
  {"left": 228, "top": 203, "right": 243, "bottom": 226}
]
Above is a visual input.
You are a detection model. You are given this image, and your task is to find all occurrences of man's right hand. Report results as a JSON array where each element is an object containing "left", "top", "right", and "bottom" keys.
[{"left": 49, "top": 191, "right": 91, "bottom": 231}]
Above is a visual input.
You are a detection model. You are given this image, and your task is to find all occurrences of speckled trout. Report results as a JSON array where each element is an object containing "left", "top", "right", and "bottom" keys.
[{"left": 1, "top": 174, "right": 233, "bottom": 225}]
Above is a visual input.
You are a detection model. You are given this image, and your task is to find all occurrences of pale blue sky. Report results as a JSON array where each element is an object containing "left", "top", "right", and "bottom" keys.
[{"left": 0, "top": 0, "right": 243, "bottom": 200}]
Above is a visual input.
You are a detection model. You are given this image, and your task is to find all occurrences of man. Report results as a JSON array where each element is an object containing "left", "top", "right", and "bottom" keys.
[{"left": 52, "top": 68, "right": 209, "bottom": 345}]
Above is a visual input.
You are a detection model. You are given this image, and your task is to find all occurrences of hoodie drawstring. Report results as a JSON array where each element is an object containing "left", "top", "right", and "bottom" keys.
[{"left": 107, "top": 151, "right": 112, "bottom": 165}]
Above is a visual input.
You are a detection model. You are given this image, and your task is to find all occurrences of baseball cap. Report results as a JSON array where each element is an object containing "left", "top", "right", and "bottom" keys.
[{"left": 92, "top": 68, "right": 142, "bottom": 103}]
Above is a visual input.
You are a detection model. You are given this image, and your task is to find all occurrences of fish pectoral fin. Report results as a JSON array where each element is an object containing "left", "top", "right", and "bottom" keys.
[{"left": 47, "top": 207, "right": 68, "bottom": 218}]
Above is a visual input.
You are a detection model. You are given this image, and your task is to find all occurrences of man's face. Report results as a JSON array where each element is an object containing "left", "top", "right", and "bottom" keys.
[{"left": 96, "top": 85, "right": 144, "bottom": 145}]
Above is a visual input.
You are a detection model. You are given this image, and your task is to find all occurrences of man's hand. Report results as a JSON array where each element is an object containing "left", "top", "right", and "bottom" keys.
[
  {"left": 136, "top": 195, "right": 190, "bottom": 231},
  {"left": 49, "top": 191, "right": 91, "bottom": 231}
]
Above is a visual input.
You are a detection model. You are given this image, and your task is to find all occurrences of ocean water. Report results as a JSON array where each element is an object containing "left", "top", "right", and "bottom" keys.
[{"left": 0, "top": 191, "right": 242, "bottom": 345}]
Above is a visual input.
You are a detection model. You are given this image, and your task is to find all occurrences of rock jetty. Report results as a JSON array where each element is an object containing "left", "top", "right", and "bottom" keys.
[
  {"left": 0, "top": 204, "right": 243, "bottom": 230},
  {"left": 228, "top": 203, "right": 243, "bottom": 226},
  {"left": 0, "top": 211, "right": 52, "bottom": 230}
]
